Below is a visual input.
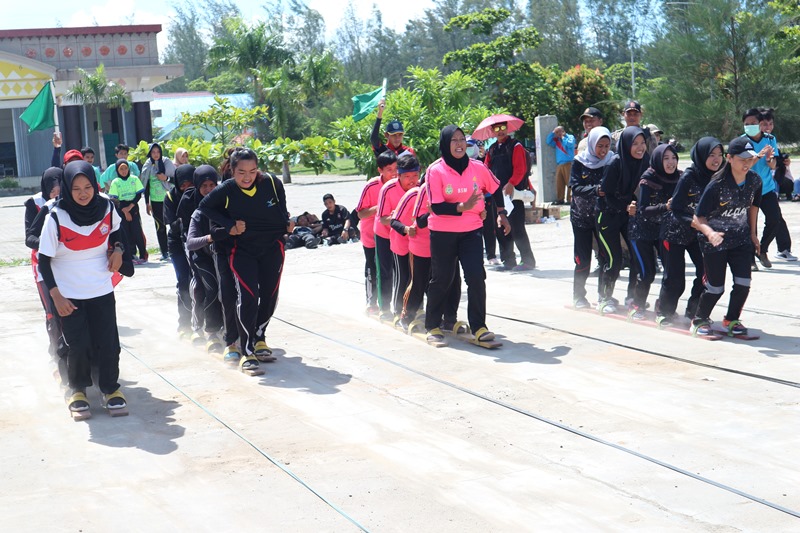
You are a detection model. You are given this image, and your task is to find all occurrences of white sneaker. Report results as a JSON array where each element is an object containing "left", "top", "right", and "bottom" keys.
[{"left": 776, "top": 250, "right": 798, "bottom": 261}]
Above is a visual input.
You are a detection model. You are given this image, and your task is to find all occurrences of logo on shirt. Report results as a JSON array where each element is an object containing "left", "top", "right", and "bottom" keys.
[
  {"left": 266, "top": 198, "right": 276, "bottom": 208},
  {"left": 445, "top": 184, "right": 453, "bottom": 195},
  {"left": 100, "top": 223, "right": 110, "bottom": 235},
  {"left": 719, "top": 201, "right": 730, "bottom": 207}
]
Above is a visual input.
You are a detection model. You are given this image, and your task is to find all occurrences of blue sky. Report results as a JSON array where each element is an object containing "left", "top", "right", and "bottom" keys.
[{"left": 2, "top": 0, "right": 428, "bottom": 57}]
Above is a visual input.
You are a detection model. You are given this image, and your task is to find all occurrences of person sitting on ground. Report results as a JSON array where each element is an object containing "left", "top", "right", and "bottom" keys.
[
  {"left": 285, "top": 213, "right": 322, "bottom": 249},
  {"left": 320, "top": 193, "right": 355, "bottom": 245}
]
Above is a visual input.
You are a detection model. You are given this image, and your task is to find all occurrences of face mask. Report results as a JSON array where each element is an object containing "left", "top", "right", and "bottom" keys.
[
  {"left": 744, "top": 124, "right": 761, "bottom": 137},
  {"left": 466, "top": 145, "right": 478, "bottom": 159}
]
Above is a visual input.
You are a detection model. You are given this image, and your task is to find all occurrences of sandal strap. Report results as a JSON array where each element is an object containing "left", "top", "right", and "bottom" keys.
[{"left": 240, "top": 356, "right": 259, "bottom": 369}]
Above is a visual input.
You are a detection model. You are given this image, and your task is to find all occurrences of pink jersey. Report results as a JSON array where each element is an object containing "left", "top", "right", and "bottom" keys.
[
  {"left": 426, "top": 158, "right": 500, "bottom": 232},
  {"left": 390, "top": 187, "right": 418, "bottom": 256},
  {"left": 409, "top": 185, "right": 430, "bottom": 258},
  {"left": 374, "top": 178, "right": 406, "bottom": 240},
  {"left": 355, "top": 176, "right": 383, "bottom": 248}
]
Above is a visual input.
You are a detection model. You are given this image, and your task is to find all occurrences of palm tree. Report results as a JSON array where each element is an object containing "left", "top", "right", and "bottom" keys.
[
  {"left": 259, "top": 64, "right": 305, "bottom": 183},
  {"left": 65, "top": 64, "right": 131, "bottom": 169},
  {"left": 208, "top": 18, "right": 293, "bottom": 104}
]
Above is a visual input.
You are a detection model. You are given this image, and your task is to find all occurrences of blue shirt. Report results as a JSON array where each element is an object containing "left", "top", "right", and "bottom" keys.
[
  {"left": 546, "top": 132, "right": 576, "bottom": 165},
  {"left": 741, "top": 133, "right": 778, "bottom": 195}
]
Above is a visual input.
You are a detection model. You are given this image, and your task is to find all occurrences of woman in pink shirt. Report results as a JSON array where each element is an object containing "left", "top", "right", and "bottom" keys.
[{"left": 424, "top": 126, "right": 501, "bottom": 344}]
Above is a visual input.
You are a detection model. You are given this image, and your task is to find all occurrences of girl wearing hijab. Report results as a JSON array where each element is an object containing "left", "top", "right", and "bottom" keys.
[
  {"left": 108, "top": 159, "right": 147, "bottom": 265},
  {"left": 691, "top": 137, "right": 762, "bottom": 337},
  {"left": 177, "top": 165, "right": 224, "bottom": 349},
  {"left": 174, "top": 147, "right": 190, "bottom": 166},
  {"left": 140, "top": 143, "right": 176, "bottom": 261},
  {"left": 569, "top": 126, "right": 614, "bottom": 309},
  {"left": 198, "top": 148, "right": 292, "bottom": 376},
  {"left": 37, "top": 161, "right": 134, "bottom": 419},
  {"left": 596, "top": 126, "right": 650, "bottom": 314},
  {"left": 656, "top": 137, "right": 724, "bottom": 327},
  {"left": 24, "top": 168, "right": 64, "bottom": 356},
  {"left": 628, "top": 144, "right": 681, "bottom": 319},
  {"left": 424, "top": 125, "right": 501, "bottom": 345},
  {"left": 163, "top": 164, "right": 195, "bottom": 337}
]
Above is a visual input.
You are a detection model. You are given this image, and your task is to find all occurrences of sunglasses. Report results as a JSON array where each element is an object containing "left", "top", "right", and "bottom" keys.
[{"left": 492, "top": 124, "right": 508, "bottom": 132}]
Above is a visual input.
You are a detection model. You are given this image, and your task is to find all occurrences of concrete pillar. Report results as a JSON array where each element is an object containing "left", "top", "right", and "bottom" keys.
[
  {"left": 62, "top": 105, "right": 83, "bottom": 152},
  {"left": 533, "top": 114, "right": 558, "bottom": 205},
  {"left": 134, "top": 101, "right": 153, "bottom": 144}
]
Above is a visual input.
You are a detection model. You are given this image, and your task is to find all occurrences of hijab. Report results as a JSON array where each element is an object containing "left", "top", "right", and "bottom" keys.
[
  {"left": 439, "top": 125, "right": 469, "bottom": 175},
  {"left": 640, "top": 144, "right": 680, "bottom": 189},
  {"left": 41, "top": 167, "right": 62, "bottom": 200},
  {"left": 616, "top": 126, "right": 650, "bottom": 191},
  {"left": 148, "top": 142, "right": 166, "bottom": 175},
  {"left": 58, "top": 161, "right": 108, "bottom": 226},
  {"left": 115, "top": 159, "right": 130, "bottom": 181},
  {"left": 192, "top": 165, "right": 219, "bottom": 206},
  {"left": 574, "top": 127, "right": 614, "bottom": 169},
  {"left": 689, "top": 136, "right": 723, "bottom": 183},
  {"left": 173, "top": 164, "right": 195, "bottom": 203}
]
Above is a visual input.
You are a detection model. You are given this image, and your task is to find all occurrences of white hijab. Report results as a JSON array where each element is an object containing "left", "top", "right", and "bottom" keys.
[{"left": 574, "top": 126, "right": 615, "bottom": 169}]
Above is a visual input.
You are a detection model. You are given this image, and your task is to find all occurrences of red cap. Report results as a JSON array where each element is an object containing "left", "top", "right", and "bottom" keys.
[{"left": 63, "top": 149, "right": 83, "bottom": 164}]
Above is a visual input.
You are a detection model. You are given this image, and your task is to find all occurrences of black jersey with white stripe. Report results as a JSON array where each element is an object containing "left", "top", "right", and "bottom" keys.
[{"left": 695, "top": 171, "right": 762, "bottom": 253}]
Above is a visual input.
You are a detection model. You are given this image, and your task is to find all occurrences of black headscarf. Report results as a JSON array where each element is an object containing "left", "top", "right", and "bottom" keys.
[
  {"left": 115, "top": 159, "right": 131, "bottom": 181},
  {"left": 640, "top": 144, "right": 680, "bottom": 190},
  {"left": 617, "top": 126, "right": 651, "bottom": 192},
  {"left": 41, "top": 167, "right": 62, "bottom": 200},
  {"left": 689, "top": 136, "right": 724, "bottom": 183},
  {"left": 173, "top": 164, "right": 195, "bottom": 203},
  {"left": 439, "top": 125, "right": 469, "bottom": 175},
  {"left": 148, "top": 142, "right": 166, "bottom": 175},
  {"left": 58, "top": 161, "right": 108, "bottom": 227},
  {"left": 192, "top": 165, "right": 219, "bottom": 206}
]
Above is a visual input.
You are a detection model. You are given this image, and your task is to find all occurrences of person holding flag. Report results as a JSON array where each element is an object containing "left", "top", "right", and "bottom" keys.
[{"left": 351, "top": 80, "right": 415, "bottom": 158}]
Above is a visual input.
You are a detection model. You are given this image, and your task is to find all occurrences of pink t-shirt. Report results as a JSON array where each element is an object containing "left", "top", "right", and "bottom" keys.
[
  {"left": 426, "top": 158, "right": 500, "bottom": 232},
  {"left": 409, "top": 185, "right": 430, "bottom": 258},
  {"left": 390, "top": 187, "right": 418, "bottom": 256},
  {"left": 374, "top": 178, "right": 407, "bottom": 240},
  {"left": 355, "top": 176, "right": 383, "bottom": 248}
]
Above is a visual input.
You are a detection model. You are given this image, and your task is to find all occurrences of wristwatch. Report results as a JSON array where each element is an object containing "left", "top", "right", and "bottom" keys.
[{"left": 113, "top": 242, "right": 125, "bottom": 254}]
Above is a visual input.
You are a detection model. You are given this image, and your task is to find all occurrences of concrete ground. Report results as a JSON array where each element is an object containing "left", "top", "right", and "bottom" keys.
[{"left": 1, "top": 174, "right": 799, "bottom": 532}]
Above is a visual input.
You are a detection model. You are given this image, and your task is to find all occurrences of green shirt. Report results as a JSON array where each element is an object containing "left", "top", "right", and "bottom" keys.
[
  {"left": 99, "top": 161, "right": 140, "bottom": 189},
  {"left": 108, "top": 176, "right": 145, "bottom": 202}
]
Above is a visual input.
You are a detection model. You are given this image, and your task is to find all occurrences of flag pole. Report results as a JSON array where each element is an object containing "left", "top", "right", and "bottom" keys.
[
  {"left": 381, "top": 78, "right": 387, "bottom": 99},
  {"left": 49, "top": 80, "right": 60, "bottom": 135}
]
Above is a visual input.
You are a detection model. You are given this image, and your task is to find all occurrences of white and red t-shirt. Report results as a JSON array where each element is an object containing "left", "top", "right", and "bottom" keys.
[
  {"left": 409, "top": 185, "right": 430, "bottom": 258},
  {"left": 355, "top": 176, "right": 383, "bottom": 248},
  {"left": 38, "top": 203, "right": 120, "bottom": 299},
  {"left": 374, "top": 178, "right": 407, "bottom": 240},
  {"left": 390, "top": 187, "right": 418, "bottom": 256},
  {"left": 426, "top": 159, "right": 500, "bottom": 232}
]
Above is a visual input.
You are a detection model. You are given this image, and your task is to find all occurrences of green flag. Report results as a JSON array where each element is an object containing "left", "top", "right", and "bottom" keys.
[
  {"left": 351, "top": 85, "right": 384, "bottom": 122},
  {"left": 20, "top": 81, "right": 55, "bottom": 133}
]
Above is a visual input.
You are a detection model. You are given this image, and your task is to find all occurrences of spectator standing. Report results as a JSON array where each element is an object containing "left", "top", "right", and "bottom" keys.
[
  {"left": 546, "top": 125, "right": 576, "bottom": 205},
  {"left": 140, "top": 142, "right": 176, "bottom": 261},
  {"left": 371, "top": 99, "right": 416, "bottom": 158},
  {"left": 576, "top": 107, "right": 604, "bottom": 153}
]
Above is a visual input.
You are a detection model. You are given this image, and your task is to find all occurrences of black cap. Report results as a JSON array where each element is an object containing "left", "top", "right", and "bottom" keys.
[
  {"left": 728, "top": 137, "right": 759, "bottom": 158},
  {"left": 580, "top": 107, "right": 603, "bottom": 120},
  {"left": 385, "top": 120, "right": 404, "bottom": 134},
  {"left": 623, "top": 100, "right": 642, "bottom": 112}
]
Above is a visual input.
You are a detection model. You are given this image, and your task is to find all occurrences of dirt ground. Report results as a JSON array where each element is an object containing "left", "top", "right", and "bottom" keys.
[{"left": 1, "top": 174, "right": 799, "bottom": 532}]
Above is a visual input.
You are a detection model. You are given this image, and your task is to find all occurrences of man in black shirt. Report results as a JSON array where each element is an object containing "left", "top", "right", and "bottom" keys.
[{"left": 320, "top": 193, "right": 354, "bottom": 245}]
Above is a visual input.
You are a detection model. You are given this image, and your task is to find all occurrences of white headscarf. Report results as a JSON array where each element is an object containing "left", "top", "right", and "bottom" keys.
[{"left": 574, "top": 126, "right": 615, "bottom": 169}]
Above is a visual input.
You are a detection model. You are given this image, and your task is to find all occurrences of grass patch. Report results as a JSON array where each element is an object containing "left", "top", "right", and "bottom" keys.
[
  {"left": 0, "top": 257, "right": 30, "bottom": 267},
  {"left": 289, "top": 158, "right": 361, "bottom": 176}
]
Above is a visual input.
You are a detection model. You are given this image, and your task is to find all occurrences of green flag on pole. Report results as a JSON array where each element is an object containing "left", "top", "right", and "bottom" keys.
[
  {"left": 351, "top": 83, "right": 385, "bottom": 122},
  {"left": 20, "top": 81, "right": 56, "bottom": 133}
]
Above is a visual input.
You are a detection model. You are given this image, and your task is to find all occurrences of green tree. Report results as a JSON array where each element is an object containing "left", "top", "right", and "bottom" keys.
[
  {"left": 175, "top": 95, "right": 270, "bottom": 146},
  {"left": 524, "top": 0, "right": 584, "bottom": 69},
  {"left": 643, "top": 0, "right": 800, "bottom": 143},
  {"left": 602, "top": 62, "right": 649, "bottom": 100},
  {"left": 258, "top": 65, "right": 306, "bottom": 182},
  {"left": 583, "top": 0, "right": 659, "bottom": 66},
  {"left": 65, "top": 64, "right": 131, "bottom": 168},
  {"left": 209, "top": 18, "right": 294, "bottom": 104},
  {"left": 442, "top": 8, "right": 552, "bottom": 138},
  {"left": 555, "top": 65, "right": 615, "bottom": 135},
  {"left": 770, "top": 0, "right": 800, "bottom": 72},
  {"left": 159, "top": 3, "right": 209, "bottom": 92}
]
